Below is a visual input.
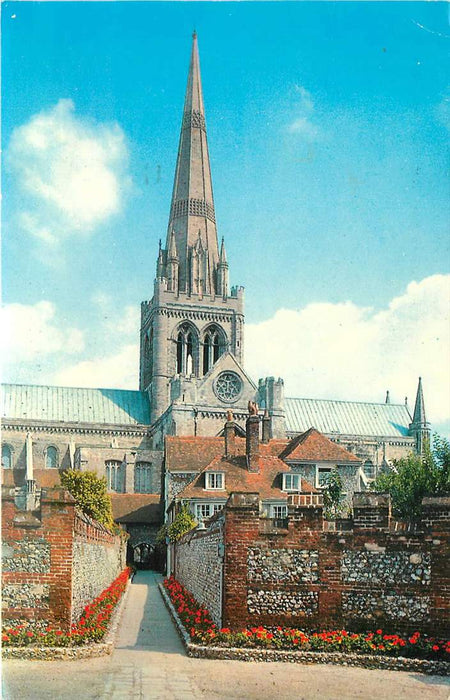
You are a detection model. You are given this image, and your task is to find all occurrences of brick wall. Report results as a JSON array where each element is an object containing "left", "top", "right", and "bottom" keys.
[
  {"left": 172, "top": 492, "right": 449, "bottom": 636},
  {"left": 1, "top": 486, "right": 126, "bottom": 631},
  {"left": 174, "top": 521, "right": 224, "bottom": 626}
]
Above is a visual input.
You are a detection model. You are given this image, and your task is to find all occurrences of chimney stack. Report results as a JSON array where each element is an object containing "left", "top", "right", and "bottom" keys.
[
  {"left": 224, "top": 410, "right": 236, "bottom": 456},
  {"left": 246, "top": 402, "right": 260, "bottom": 472},
  {"left": 262, "top": 410, "right": 271, "bottom": 444}
]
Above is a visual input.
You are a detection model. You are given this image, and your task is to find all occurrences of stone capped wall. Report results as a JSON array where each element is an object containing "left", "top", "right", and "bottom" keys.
[
  {"left": 2, "top": 486, "right": 126, "bottom": 631},
  {"left": 173, "top": 492, "right": 449, "bottom": 636},
  {"left": 174, "top": 522, "right": 223, "bottom": 627}
]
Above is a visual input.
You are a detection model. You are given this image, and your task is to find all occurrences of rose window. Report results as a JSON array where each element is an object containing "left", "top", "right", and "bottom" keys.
[{"left": 214, "top": 372, "right": 242, "bottom": 403}]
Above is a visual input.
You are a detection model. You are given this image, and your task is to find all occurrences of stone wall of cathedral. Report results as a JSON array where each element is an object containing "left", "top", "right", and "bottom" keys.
[{"left": 1, "top": 425, "right": 163, "bottom": 495}]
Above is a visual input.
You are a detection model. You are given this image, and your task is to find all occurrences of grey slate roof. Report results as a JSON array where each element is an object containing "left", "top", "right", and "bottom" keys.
[
  {"left": 285, "top": 397, "right": 412, "bottom": 438},
  {"left": 1, "top": 384, "right": 151, "bottom": 426}
]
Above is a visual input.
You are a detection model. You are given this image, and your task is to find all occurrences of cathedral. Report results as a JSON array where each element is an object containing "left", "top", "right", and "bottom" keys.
[{"left": 1, "top": 34, "right": 430, "bottom": 549}]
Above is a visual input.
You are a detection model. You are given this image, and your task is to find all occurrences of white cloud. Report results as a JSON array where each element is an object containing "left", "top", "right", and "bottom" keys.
[
  {"left": 6, "top": 99, "right": 130, "bottom": 243},
  {"left": 1, "top": 301, "right": 84, "bottom": 364},
  {"left": 245, "top": 274, "right": 450, "bottom": 426},
  {"left": 287, "top": 85, "right": 320, "bottom": 140},
  {"left": 53, "top": 344, "right": 139, "bottom": 390}
]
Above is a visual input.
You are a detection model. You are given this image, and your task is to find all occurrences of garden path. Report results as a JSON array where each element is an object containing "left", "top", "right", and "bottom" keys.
[{"left": 3, "top": 570, "right": 450, "bottom": 700}]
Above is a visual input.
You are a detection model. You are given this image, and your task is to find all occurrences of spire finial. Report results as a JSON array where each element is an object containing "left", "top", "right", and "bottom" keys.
[
  {"left": 192, "top": 29, "right": 197, "bottom": 40},
  {"left": 385, "top": 390, "right": 390, "bottom": 404}
]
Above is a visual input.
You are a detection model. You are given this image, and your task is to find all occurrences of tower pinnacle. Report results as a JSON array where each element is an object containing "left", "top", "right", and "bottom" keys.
[{"left": 165, "top": 32, "right": 220, "bottom": 295}]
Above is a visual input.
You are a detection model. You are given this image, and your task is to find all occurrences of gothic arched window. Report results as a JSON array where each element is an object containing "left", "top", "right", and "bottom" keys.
[
  {"left": 176, "top": 323, "right": 197, "bottom": 376},
  {"left": 202, "top": 325, "right": 226, "bottom": 375},
  {"left": 106, "top": 460, "right": 125, "bottom": 493},
  {"left": 2, "top": 444, "right": 12, "bottom": 469},
  {"left": 46, "top": 446, "right": 58, "bottom": 469},
  {"left": 142, "top": 328, "right": 153, "bottom": 389},
  {"left": 135, "top": 462, "right": 152, "bottom": 493}
]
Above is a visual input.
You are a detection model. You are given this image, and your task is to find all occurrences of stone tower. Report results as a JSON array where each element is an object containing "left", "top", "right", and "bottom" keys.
[
  {"left": 140, "top": 33, "right": 245, "bottom": 424},
  {"left": 409, "top": 377, "right": 431, "bottom": 454}
]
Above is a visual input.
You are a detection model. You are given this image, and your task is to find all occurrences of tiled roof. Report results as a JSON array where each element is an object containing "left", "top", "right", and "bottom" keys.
[
  {"left": 279, "top": 428, "right": 361, "bottom": 463},
  {"left": 177, "top": 454, "right": 317, "bottom": 502},
  {"left": 110, "top": 494, "right": 161, "bottom": 523},
  {"left": 285, "top": 397, "right": 412, "bottom": 438},
  {"left": 1, "top": 384, "right": 151, "bottom": 426},
  {"left": 165, "top": 434, "right": 288, "bottom": 473}
]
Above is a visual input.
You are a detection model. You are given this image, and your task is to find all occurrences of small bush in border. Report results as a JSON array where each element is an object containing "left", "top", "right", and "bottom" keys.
[
  {"left": 164, "top": 576, "right": 450, "bottom": 661},
  {"left": 2, "top": 567, "right": 131, "bottom": 647}
]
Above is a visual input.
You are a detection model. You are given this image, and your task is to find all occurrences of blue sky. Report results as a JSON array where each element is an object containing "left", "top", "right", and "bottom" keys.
[{"left": 2, "top": 2, "right": 449, "bottom": 434}]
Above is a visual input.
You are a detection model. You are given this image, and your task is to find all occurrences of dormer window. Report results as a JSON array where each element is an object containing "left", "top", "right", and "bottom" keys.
[
  {"left": 282, "top": 473, "right": 301, "bottom": 492},
  {"left": 205, "top": 472, "right": 225, "bottom": 490}
]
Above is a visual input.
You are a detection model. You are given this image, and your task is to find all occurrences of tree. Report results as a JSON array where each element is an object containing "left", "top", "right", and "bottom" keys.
[
  {"left": 371, "top": 435, "right": 450, "bottom": 520},
  {"left": 60, "top": 470, "right": 114, "bottom": 529},
  {"left": 322, "top": 468, "right": 344, "bottom": 519},
  {"left": 168, "top": 505, "right": 197, "bottom": 542}
]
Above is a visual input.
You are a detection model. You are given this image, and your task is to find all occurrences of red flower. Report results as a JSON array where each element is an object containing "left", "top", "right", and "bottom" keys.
[
  {"left": 26, "top": 632, "right": 34, "bottom": 638},
  {"left": 220, "top": 628, "right": 231, "bottom": 634},
  {"left": 376, "top": 629, "right": 382, "bottom": 635},
  {"left": 432, "top": 645, "right": 439, "bottom": 651}
]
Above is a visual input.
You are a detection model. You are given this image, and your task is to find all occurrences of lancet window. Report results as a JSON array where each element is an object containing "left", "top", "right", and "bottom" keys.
[
  {"left": 176, "top": 323, "right": 197, "bottom": 375},
  {"left": 202, "top": 325, "right": 226, "bottom": 375}
]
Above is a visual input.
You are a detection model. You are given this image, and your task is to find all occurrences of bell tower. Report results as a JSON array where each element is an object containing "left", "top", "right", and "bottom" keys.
[{"left": 140, "top": 33, "right": 245, "bottom": 424}]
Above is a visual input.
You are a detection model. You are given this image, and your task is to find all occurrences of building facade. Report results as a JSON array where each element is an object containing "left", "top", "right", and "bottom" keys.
[{"left": 1, "top": 34, "right": 430, "bottom": 546}]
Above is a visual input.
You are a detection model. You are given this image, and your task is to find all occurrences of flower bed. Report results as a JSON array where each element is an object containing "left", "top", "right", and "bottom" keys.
[
  {"left": 2, "top": 567, "right": 131, "bottom": 647},
  {"left": 163, "top": 576, "right": 450, "bottom": 661}
]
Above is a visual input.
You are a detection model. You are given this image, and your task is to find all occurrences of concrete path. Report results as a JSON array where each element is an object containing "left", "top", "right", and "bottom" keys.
[{"left": 3, "top": 570, "right": 450, "bottom": 700}]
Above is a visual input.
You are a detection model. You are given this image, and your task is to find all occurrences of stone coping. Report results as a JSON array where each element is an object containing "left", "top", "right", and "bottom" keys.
[
  {"left": 3, "top": 578, "right": 131, "bottom": 661},
  {"left": 158, "top": 583, "right": 450, "bottom": 676}
]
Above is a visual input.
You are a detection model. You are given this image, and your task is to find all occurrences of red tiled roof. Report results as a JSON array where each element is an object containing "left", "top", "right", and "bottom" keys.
[
  {"left": 177, "top": 454, "right": 317, "bottom": 502},
  {"left": 165, "top": 433, "right": 289, "bottom": 473},
  {"left": 110, "top": 493, "right": 161, "bottom": 523},
  {"left": 279, "top": 427, "right": 361, "bottom": 463}
]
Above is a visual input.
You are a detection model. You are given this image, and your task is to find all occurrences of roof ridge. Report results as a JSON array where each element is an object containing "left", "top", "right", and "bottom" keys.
[
  {"left": 286, "top": 395, "right": 407, "bottom": 408},
  {"left": 1, "top": 382, "right": 144, "bottom": 394}
]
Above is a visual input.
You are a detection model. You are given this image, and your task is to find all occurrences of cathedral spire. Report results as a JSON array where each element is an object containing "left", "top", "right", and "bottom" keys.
[
  {"left": 409, "top": 377, "right": 430, "bottom": 454},
  {"left": 166, "top": 32, "right": 220, "bottom": 295},
  {"left": 412, "top": 377, "right": 426, "bottom": 425}
]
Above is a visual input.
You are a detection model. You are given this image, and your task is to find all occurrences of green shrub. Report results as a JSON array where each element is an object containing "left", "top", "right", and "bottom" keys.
[
  {"left": 60, "top": 470, "right": 114, "bottom": 529},
  {"left": 168, "top": 505, "right": 196, "bottom": 542}
]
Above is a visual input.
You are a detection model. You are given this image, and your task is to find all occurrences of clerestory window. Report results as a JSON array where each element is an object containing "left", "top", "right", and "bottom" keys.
[
  {"left": 135, "top": 462, "right": 152, "bottom": 493},
  {"left": 46, "top": 446, "right": 58, "bottom": 469},
  {"left": 2, "top": 444, "right": 12, "bottom": 469},
  {"left": 106, "top": 460, "right": 125, "bottom": 493}
]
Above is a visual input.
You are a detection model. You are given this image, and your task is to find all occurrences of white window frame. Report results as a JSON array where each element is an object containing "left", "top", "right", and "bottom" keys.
[
  {"left": 271, "top": 504, "right": 288, "bottom": 518},
  {"left": 205, "top": 472, "right": 225, "bottom": 490},
  {"left": 282, "top": 473, "right": 301, "bottom": 492}
]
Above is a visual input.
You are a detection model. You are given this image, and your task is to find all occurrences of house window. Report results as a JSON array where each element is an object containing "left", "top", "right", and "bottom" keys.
[
  {"left": 271, "top": 505, "right": 288, "bottom": 518},
  {"left": 106, "top": 460, "right": 125, "bottom": 493},
  {"left": 205, "top": 472, "right": 224, "bottom": 490},
  {"left": 2, "top": 444, "right": 12, "bottom": 469},
  {"left": 282, "top": 473, "right": 301, "bottom": 492},
  {"left": 196, "top": 503, "right": 212, "bottom": 521},
  {"left": 317, "top": 467, "right": 332, "bottom": 488},
  {"left": 135, "top": 462, "right": 152, "bottom": 493},
  {"left": 46, "top": 446, "right": 58, "bottom": 469}
]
